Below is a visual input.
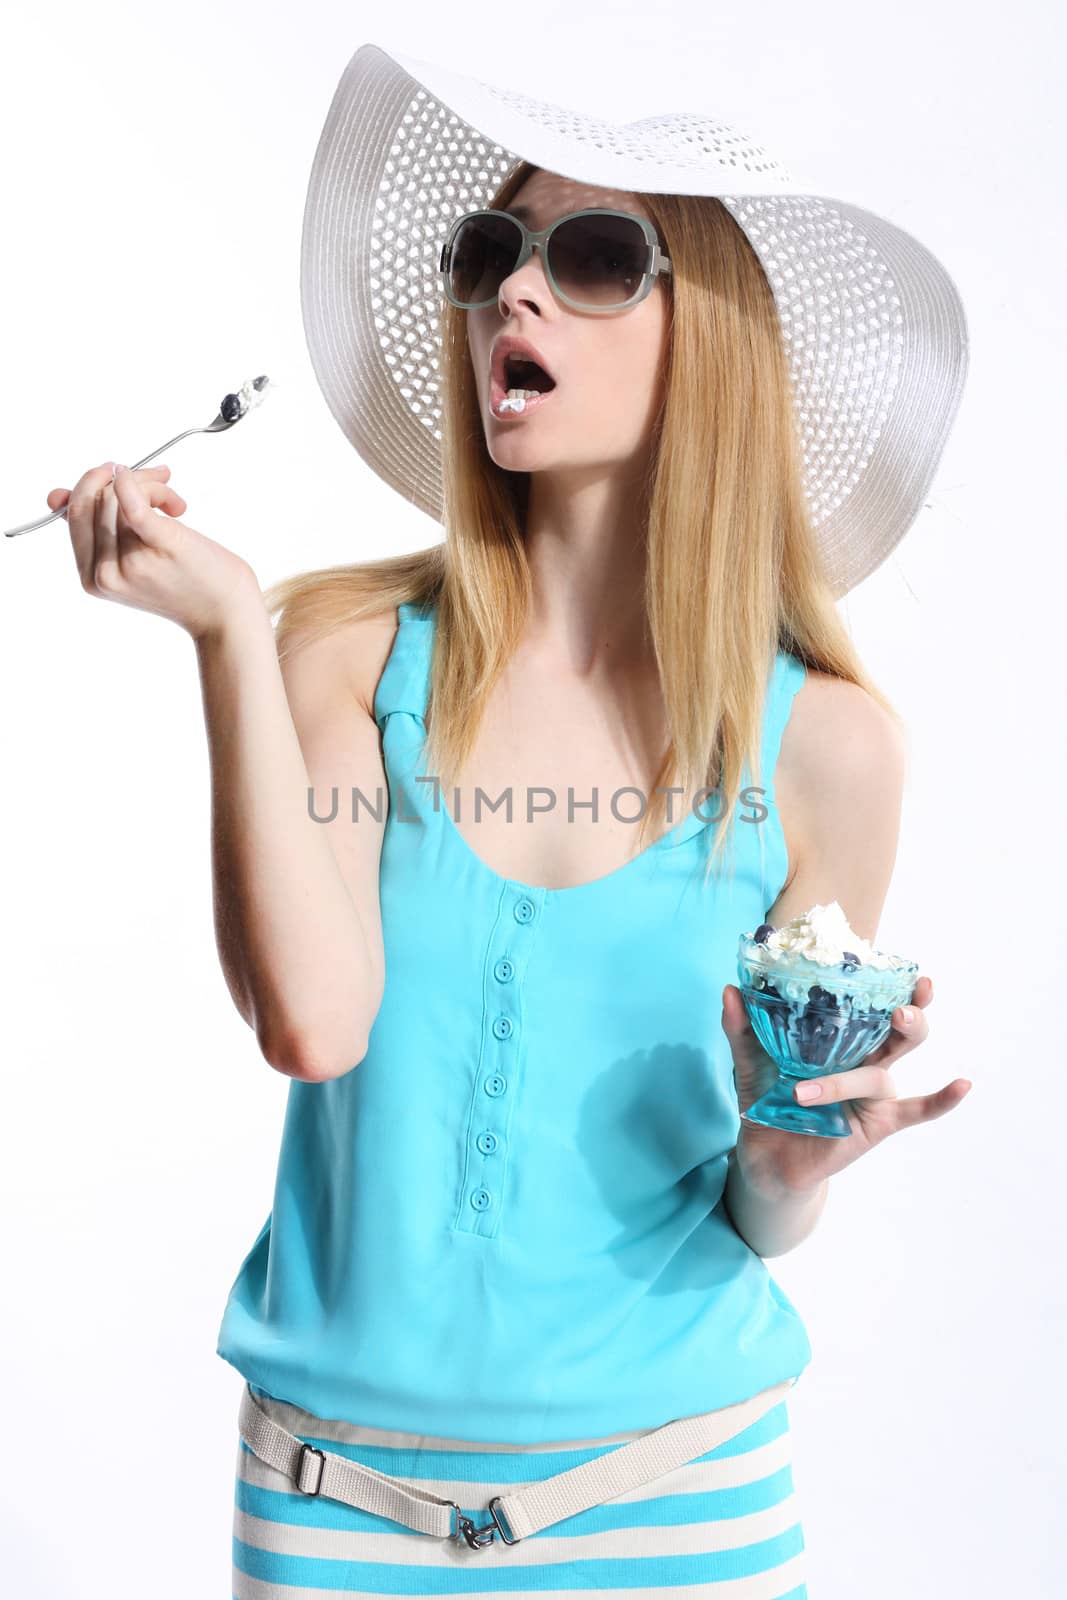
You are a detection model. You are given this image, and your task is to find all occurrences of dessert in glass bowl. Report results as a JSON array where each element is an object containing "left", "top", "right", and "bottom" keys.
[{"left": 736, "top": 901, "right": 919, "bottom": 1138}]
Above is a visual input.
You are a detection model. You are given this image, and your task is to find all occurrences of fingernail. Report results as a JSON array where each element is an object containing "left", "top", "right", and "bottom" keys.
[
  {"left": 796, "top": 1081, "right": 822, "bottom": 1102},
  {"left": 900, "top": 1006, "right": 915, "bottom": 1024}
]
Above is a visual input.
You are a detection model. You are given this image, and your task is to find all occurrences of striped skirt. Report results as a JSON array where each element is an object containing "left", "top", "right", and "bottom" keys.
[{"left": 232, "top": 1382, "right": 808, "bottom": 1598}]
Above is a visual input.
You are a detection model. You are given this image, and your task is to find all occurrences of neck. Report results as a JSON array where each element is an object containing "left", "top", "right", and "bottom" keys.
[{"left": 520, "top": 464, "right": 654, "bottom": 673}]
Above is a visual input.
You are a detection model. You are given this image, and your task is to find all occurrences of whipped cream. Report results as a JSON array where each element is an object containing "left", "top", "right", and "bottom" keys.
[
  {"left": 756, "top": 900, "right": 907, "bottom": 971},
  {"left": 237, "top": 374, "right": 273, "bottom": 415}
]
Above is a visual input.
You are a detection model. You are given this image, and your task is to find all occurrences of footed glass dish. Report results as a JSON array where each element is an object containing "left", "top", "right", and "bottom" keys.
[{"left": 736, "top": 932, "right": 919, "bottom": 1138}]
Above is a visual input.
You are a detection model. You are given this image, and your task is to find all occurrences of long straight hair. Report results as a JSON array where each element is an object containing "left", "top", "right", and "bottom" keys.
[{"left": 262, "top": 161, "right": 901, "bottom": 888}]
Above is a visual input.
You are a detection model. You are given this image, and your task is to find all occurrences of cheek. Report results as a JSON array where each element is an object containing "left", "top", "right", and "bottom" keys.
[
  {"left": 584, "top": 311, "right": 666, "bottom": 406},
  {"left": 577, "top": 340, "right": 662, "bottom": 423}
]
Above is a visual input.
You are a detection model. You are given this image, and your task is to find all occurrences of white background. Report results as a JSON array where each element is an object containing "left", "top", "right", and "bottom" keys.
[{"left": 1, "top": 2, "right": 1062, "bottom": 1595}]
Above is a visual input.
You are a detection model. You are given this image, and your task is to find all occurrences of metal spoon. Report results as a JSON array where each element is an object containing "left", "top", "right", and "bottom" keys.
[{"left": 3, "top": 374, "right": 275, "bottom": 538}]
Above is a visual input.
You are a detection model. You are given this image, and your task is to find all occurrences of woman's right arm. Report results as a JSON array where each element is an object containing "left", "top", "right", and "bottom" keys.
[
  {"left": 195, "top": 596, "right": 393, "bottom": 1083},
  {"left": 51, "top": 459, "right": 388, "bottom": 1083}
]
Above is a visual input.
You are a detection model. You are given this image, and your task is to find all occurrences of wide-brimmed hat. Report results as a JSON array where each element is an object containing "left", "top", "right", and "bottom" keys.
[{"left": 300, "top": 42, "right": 969, "bottom": 597}]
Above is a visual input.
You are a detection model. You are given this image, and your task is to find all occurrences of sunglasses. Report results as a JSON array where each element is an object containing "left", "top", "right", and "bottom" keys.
[{"left": 439, "top": 207, "right": 672, "bottom": 313}]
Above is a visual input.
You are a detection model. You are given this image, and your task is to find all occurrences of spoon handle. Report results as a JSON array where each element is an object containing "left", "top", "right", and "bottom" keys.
[{"left": 4, "top": 421, "right": 217, "bottom": 538}]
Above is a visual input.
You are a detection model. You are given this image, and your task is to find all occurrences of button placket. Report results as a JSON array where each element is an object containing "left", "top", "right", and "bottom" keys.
[{"left": 457, "top": 886, "right": 544, "bottom": 1236}]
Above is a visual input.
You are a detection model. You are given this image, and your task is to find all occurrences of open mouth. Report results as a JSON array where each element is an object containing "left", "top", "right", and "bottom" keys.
[{"left": 490, "top": 355, "right": 558, "bottom": 420}]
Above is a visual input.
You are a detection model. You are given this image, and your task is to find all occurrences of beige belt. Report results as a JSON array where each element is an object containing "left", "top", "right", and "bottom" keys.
[{"left": 238, "top": 1375, "right": 797, "bottom": 1552}]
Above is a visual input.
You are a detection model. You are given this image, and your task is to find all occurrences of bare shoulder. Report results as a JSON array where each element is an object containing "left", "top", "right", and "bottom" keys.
[
  {"left": 780, "top": 669, "right": 907, "bottom": 786},
  {"left": 278, "top": 605, "right": 401, "bottom": 719},
  {"left": 770, "top": 667, "right": 908, "bottom": 940}
]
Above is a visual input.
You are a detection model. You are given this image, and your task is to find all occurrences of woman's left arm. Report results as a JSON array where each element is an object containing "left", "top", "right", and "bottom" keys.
[{"left": 722, "top": 674, "right": 972, "bottom": 1257}]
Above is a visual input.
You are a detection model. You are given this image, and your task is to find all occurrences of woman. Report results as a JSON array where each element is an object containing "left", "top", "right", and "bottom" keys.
[{"left": 49, "top": 43, "right": 971, "bottom": 1599}]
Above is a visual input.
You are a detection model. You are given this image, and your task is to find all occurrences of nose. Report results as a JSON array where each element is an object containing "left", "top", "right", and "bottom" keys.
[{"left": 497, "top": 241, "right": 550, "bottom": 317}]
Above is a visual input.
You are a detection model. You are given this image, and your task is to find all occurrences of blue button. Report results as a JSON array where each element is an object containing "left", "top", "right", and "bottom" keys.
[
  {"left": 492, "top": 1015, "right": 514, "bottom": 1040},
  {"left": 484, "top": 1073, "right": 507, "bottom": 1097},
  {"left": 494, "top": 958, "right": 515, "bottom": 983},
  {"left": 477, "top": 1130, "right": 499, "bottom": 1155},
  {"left": 470, "top": 1188, "right": 493, "bottom": 1211},
  {"left": 514, "top": 898, "right": 535, "bottom": 923}
]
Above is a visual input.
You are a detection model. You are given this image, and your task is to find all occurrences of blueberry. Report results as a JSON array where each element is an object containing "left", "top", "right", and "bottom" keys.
[
  {"left": 220, "top": 391, "right": 243, "bottom": 422},
  {"left": 841, "top": 954, "right": 860, "bottom": 973},
  {"left": 793, "top": 1006, "right": 844, "bottom": 1066},
  {"left": 754, "top": 922, "right": 775, "bottom": 944},
  {"left": 807, "top": 983, "right": 837, "bottom": 1007}
]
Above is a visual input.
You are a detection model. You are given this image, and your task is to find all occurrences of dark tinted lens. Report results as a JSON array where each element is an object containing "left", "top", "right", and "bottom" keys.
[
  {"left": 447, "top": 213, "right": 523, "bottom": 305},
  {"left": 549, "top": 214, "right": 649, "bottom": 306}
]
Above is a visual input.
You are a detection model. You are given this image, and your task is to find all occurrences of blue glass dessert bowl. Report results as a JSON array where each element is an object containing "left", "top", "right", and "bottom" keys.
[{"left": 736, "top": 918, "right": 919, "bottom": 1138}]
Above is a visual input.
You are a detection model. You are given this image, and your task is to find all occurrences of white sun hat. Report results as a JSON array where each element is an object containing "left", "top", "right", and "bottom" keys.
[{"left": 300, "top": 41, "right": 969, "bottom": 597}]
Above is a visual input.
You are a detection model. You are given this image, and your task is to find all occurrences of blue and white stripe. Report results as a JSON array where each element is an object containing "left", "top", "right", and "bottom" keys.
[{"left": 232, "top": 1384, "right": 808, "bottom": 1598}]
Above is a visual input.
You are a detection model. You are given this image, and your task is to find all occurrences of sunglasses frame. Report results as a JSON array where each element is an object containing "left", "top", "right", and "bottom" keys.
[{"left": 439, "top": 207, "right": 673, "bottom": 314}]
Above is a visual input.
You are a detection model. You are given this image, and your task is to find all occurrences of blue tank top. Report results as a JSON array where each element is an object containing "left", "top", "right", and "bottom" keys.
[{"left": 216, "top": 598, "right": 813, "bottom": 1441}]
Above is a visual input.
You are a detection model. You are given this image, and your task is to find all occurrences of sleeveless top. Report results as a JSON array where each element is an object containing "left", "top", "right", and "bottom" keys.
[{"left": 216, "top": 598, "right": 813, "bottom": 1442}]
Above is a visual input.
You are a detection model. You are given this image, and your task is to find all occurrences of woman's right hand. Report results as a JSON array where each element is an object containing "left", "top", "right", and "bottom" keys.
[{"left": 48, "top": 460, "right": 262, "bottom": 642}]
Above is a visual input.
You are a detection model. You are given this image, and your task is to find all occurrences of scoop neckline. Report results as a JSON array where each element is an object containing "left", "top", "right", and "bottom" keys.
[
  {"left": 399, "top": 599, "right": 711, "bottom": 897},
  {"left": 434, "top": 777, "right": 710, "bottom": 898}
]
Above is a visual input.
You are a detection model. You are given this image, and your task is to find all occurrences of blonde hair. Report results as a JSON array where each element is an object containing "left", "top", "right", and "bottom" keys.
[{"left": 263, "top": 160, "right": 900, "bottom": 888}]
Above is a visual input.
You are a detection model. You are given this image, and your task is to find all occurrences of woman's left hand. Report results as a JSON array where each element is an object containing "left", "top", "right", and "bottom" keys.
[{"left": 720, "top": 977, "right": 972, "bottom": 1194}]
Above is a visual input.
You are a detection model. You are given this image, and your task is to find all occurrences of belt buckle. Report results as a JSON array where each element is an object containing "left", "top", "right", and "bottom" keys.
[
  {"left": 296, "top": 1442, "right": 325, "bottom": 1496},
  {"left": 489, "top": 1496, "right": 519, "bottom": 1544},
  {"left": 450, "top": 1496, "right": 519, "bottom": 1550}
]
